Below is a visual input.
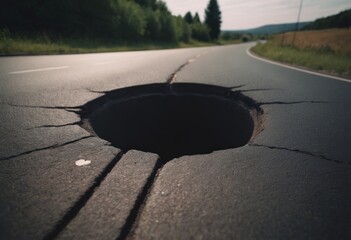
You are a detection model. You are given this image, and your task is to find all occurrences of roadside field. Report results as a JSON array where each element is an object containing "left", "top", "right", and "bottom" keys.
[
  {"left": 252, "top": 29, "right": 351, "bottom": 78},
  {"left": 278, "top": 28, "right": 351, "bottom": 54}
]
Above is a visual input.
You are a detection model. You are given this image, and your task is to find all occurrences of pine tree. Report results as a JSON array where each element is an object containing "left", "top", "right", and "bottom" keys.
[
  {"left": 204, "top": 0, "right": 222, "bottom": 40},
  {"left": 193, "top": 12, "right": 201, "bottom": 23},
  {"left": 184, "top": 12, "right": 193, "bottom": 24}
]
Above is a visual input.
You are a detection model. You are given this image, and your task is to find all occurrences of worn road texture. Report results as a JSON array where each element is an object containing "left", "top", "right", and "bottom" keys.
[{"left": 0, "top": 43, "right": 350, "bottom": 240}]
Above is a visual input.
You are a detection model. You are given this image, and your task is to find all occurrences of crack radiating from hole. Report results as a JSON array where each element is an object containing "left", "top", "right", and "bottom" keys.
[
  {"left": 0, "top": 136, "right": 93, "bottom": 161},
  {"left": 117, "top": 158, "right": 163, "bottom": 240},
  {"left": 166, "top": 53, "right": 205, "bottom": 84},
  {"left": 259, "top": 101, "right": 327, "bottom": 106},
  {"left": 44, "top": 151, "right": 124, "bottom": 240},
  {"left": 26, "top": 121, "right": 82, "bottom": 130},
  {"left": 167, "top": 62, "right": 189, "bottom": 83},
  {"left": 5, "top": 103, "right": 82, "bottom": 114},
  {"left": 85, "top": 88, "right": 108, "bottom": 94},
  {"left": 6, "top": 103, "right": 82, "bottom": 110},
  {"left": 240, "top": 88, "right": 275, "bottom": 93},
  {"left": 226, "top": 84, "right": 246, "bottom": 90},
  {"left": 249, "top": 143, "right": 350, "bottom": 165}
]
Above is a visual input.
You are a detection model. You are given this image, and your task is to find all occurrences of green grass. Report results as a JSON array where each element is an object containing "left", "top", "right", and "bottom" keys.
[
  {"left": 251, "top": 42, "right": 351, "bottom": 78},
  {"left": 179, "top": 39, "right": 241, "bottom": 48},
  {"left": 0, "top": 33, "right": 241, "bottom": 56},
  {"left": 0, "top": 37, "right": 180, "bottom": 55}
]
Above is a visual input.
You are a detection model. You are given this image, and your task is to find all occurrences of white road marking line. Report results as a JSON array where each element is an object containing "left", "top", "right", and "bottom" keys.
[
  {"left": 9, "top": 66, "right": 69, "bottom": 74},
  {"left": 246, "top": 48, "right": 351, "bottom": 84}
]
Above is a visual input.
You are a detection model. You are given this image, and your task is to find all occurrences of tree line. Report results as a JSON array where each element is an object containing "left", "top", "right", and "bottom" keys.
[
  {"left": 304, "top": 9, "right": 351, "bottom": 30},
  {"left": 0, "top": 0, "right": 222, "bottom": 43}
]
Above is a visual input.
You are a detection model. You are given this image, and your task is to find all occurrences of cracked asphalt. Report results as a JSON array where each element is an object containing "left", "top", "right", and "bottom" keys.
[{"left": 0, "top": 42, "right": 350, "bottom": 239}]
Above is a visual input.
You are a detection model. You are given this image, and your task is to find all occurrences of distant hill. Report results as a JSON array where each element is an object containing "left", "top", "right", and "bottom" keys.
[
  {"left": 304, "top": 9, "right": 351, "bottom": 30},
  {"left": 223, "top": 22, "right": 310, "bottom": 35}
]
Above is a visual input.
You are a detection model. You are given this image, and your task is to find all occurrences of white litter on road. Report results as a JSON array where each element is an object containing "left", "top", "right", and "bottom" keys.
[{"left": 75, "top": 159, "right": 91, "bottom": 166}]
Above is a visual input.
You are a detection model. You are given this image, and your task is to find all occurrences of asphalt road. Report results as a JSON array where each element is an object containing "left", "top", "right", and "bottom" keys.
[{"left": 0, "top": 43, "right": 350, "bottom": 239}]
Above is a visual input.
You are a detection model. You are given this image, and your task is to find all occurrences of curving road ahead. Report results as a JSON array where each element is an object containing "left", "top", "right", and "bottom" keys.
[{"left": 0, "top": 43, "right": 350, "bottom": 239}]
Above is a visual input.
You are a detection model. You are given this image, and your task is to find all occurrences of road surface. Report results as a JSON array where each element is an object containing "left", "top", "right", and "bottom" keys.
[{"left": 0, "top": 43, "right": 350, "bottom": 239}]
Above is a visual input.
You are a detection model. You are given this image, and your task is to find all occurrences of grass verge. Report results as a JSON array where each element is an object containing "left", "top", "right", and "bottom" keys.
[
  {"left": 0, "top": 33, "right": 241, "bottom": 56},
  {"left": 252, "top": 42, "right": 351, "bottom": 78},
  {"left": 251, "top": 29, "right": 351, "bottom": 79},
  {"left": 0, "top": 38, "right": 178, "bottom": 55}
]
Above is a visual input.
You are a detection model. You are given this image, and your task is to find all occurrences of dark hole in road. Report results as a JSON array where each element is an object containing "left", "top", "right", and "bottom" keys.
[{"left": 81, "top": 83, "right": 262, "bottom": 161}]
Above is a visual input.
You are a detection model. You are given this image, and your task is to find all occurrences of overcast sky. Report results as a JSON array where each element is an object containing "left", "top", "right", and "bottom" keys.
[{"left": 164, "top": 0, "right": 351, "bottom": 30}]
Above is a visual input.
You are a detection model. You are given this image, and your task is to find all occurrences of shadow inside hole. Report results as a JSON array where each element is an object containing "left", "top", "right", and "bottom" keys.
[{"left": 87, "top": 86, "right": 255, "bottom": 161}]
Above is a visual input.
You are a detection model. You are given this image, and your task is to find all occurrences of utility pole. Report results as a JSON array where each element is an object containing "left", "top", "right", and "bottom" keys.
[{"left": 292, "top": 0, "right": 304, "bottom": 46}]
